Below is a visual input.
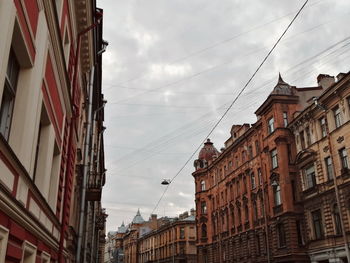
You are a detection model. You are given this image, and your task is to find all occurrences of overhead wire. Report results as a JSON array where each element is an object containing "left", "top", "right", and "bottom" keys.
[
  {"left": 107, "top": 9, "right": 349, "bottom": 105},
  {"left": 150, "top": 0, "right": 310, "bottom": 215}
]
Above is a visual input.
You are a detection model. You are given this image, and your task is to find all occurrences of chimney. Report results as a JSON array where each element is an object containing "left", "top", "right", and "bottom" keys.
[
  {"left": 317, "top": 74, "right": 335, "bottom": 90},
  {"left": 337, "top": 72, "right": 346, "bottom": 82}
]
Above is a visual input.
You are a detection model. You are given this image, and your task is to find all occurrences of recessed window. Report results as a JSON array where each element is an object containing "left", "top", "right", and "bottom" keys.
[
  {"left": 283, "top": 112, "right": 288, "bottom": 127},
  {"left": 250, "top": 172, "right": 256, "bottom": 189},
  {"left": 277, "top": 223, "right": 286, "bottom": 247},
  {"left": 304, "top": 164, "right": 316, "bottom": 189},
  {"left": 324, "top": 157, "right": 334, "bottom": 180},
  {"left": 201, "top": 201, "right": 207, "bottom": 214},
  {"left": 319, "top": 117, "right": 327, "bottom": 138},
  {"left": 268, "top": 117, "right": 274, "bottom": 134},
  {"left": 255, "top": 140, "right": 260, "bottom": 155},
  {"left": 271, "top": 149, "right": 278, "bottom": 169},
  {"left": 200, "top": 180, "right": 206, "bottom": 191},
  {"left": 257, "top": 168, "right": 262, "bottom": 185},
  {"left": 201, "top": 224, "right": 207, "bottom": 238},
  {"left": 180, "top": 227, "right": 185, "bottom": 239},
  {"left": 300, "top": 131, "right": 306, "bottom": 150},
  {"left": 333, "top": 204, "right": 342, "bottom": 235},
  {"left": 312, "top": 209, "right": 324, "bottom": 239},
  {"left": 305, "top": 127, "right": 311, "bottom": 146},
  {"left": 273, "top": 182, "right": 282, "bottom": 206},
  {"left": 0, "top": 49, "right": 20, "bottom": 140},
  {"left": 333, "top": 106, "right": 342, "bottom": 128},
  {"left": 339, "top": 148, "right": 348, "bottom": 169}
]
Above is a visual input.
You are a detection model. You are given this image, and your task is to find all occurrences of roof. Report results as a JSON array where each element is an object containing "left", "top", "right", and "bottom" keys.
[
  {"left": 117, "top": 222, "right": 127, "bottom": 233},
  {"left": 198, "top": 139, "right": 220, "bottom": 162},
  {"left": 270, "top": 73, "right": 295, "bottom": 96},
  {"left": 180, "top": 215, "right": 195, "bottom": 222},
  {"left": 132, "top": 209, "right": 145, "bottom": 224}
]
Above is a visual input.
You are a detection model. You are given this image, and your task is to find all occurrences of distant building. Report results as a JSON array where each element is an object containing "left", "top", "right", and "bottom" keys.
[
  {"left": 138, "top": 210, "right": 197, "bottom": 263},
  {"left": 192, "top": 73, "right": 350, "bottom": 263}
]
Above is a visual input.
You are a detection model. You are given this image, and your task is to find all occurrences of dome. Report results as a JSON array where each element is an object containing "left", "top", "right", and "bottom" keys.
[
  {"left": 198, "top": 139, "right": 219, "bottom": 162},
  {"left": 132, "top": 209, "right": 145, "bottom": 224}
]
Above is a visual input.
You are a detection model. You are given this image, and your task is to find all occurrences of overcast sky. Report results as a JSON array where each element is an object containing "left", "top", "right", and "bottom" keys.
[{"left": 97, "top": 0, "right": 350, "bottom": 232}]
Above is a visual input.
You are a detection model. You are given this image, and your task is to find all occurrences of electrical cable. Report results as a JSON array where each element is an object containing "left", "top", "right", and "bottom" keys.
[{"left": 150, "top": 0, "right": 310, "bottom": 215}]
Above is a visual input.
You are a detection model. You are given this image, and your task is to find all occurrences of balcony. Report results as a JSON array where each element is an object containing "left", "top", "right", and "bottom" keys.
[{"left": 86, "top": 171, "right": 104, "bottom": 201}]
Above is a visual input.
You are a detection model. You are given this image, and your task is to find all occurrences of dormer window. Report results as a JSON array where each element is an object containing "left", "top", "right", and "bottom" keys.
[{"left": 268, "top": 117, "right": 274, "bottom": 134}]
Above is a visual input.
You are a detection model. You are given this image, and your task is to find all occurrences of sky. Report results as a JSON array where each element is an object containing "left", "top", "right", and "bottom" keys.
[{"left": 97, "top": 0, "right": 350, "bottom": 232}]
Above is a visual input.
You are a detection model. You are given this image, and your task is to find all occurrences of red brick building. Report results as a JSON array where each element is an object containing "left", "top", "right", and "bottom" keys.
[
  {"left": 0, "top": 1, "right": 106, "bottom": 263},
  {"left": 192, "top": 74, "right": 338, "bottom": 262}
]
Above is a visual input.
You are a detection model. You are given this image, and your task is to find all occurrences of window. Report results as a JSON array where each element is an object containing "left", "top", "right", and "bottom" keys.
[
  {"left": 242, "top": 151, "right": 246, "bottom": 163},
  {"left": 304, "top": 165, "right": 316, "bottom": 189},
  {"left": 339, "top": 148, "right": 349, "bottom": 169},
  {"left": 237, "top": 207, "right": 242, "bottom": 225},
  {"left": 273, "top": 183, "right": 282, "bottom": 206},
  {"left": 324, "top": 157, "right": 334, "bottom": 180},
  {"left": 258, "top": 168, "right": 262, "bottom": 185},
  {"left": 243, "top": 176, "right": 247, "bottom": 193},
  {"left": 230, "top": 208, "right": 235, "bottom": 226},
  {"left": 180, "top": 227, "right": 185, "bottom": 239},
  {"left": 248, "top": 145, "right": 253, "bottom": 159},
  {"left": 0, "top": 49, "right": 20, "bottom": 140},
  {"left": 244, "top": 205, "right": 249, "bottom": 222},
  {"left": 312, "top": 210, "right": 324, "bottom": 239},
  {"left": 277, "top": 223, "right": 286, "bottom": 247},
  {"left": 251, "top": 172, "right": 256, "bottom": 189},
  {"left": 271, "top": 149, "right": 278, "bottom": 169},
  {"left": 201, "top": 202, "right": 207, "bottom": 214},
  {"left": 200, "top": 180, "right": 206, "bottom": 191},
  {"left": 319, "top": 117, "right": 327, "bottom": 138},
  {"left": 333, "top": 106, "right": 342, "bottom": 128},
  {"left": 236, "top": 180, "right": 240, "bottom": 196},
  {"left": 333, "top": 204, "right": 342, "bottom": 235},
  {"left": 201, "top": 224, "right": 207, "bottom": 238},
  {"left": 253, "top": 201, "right": 258, "bottom": 221},
  {"left": 283, "top": 112, "right": 288, "bottom": 127},
  {"left": 305, "top": 127, "right": 311, "bottom": 146},
  {"left": 255, "top": 140, "right": 260, "bottom": 155},
  {"left": 268, "top": 117, "right": 274, "bottom": 134},
  {"left": 296, "top": 220, "right": 304, "bottom": 246}
]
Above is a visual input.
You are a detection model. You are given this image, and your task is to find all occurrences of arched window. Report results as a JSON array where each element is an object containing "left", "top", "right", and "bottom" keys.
[
  {"left": 201, "top": 224, "right": 207, "bottom": 238},
  {"left": 333, "top": 204, "right": 342, "bottom": 235}
]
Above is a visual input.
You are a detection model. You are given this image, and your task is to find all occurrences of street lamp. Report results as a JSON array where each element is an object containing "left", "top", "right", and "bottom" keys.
[{"left": 161, "top": 179, "right": 171, "bottom": 185}]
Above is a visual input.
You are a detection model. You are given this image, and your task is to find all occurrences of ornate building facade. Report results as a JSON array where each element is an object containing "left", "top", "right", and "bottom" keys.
[
  {"left": 192, "top": 73, "right": 350, "bottom": 263},
  {"left": 290, "top": 73, "right": 350, "bottom": 263},
  {"left": 0, "top": 0, "right": 106, "bottom": 263}
]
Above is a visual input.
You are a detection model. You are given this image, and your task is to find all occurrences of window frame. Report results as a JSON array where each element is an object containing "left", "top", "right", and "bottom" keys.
[
  {"left": 268, "top": 117, "right": 274, "bottom": 134},
  {"left": 304, "top": 164, "right": 316, "bottom": 189},
  {"left": 0, "top": 49, "right": 20, "bottom": 140},
  {"left": 319, "top": 117, "right": 327, "bottom": 138},
  {"left": 277, "top": 223, "right": 287, "bottom": 248},
  {"left": 333, "top": 105, "right": 342, "bottom": 128},
  {"left": 311, "top": 209, "right": 324, "bottom": 240},
  {"left": 273, "top": 183, "right": 282, "bottom": 206},
  {"left": 339, "top": 148, "right": 349, "bottom": 169},
  {"left": 283, "top": 112, "right": 288, "bottom": 127},
  {"left": 271, "top": 149, "right": 278, "bottom": 169},
  {"left": 324, "top": 156, "right": 334, "bottom": 180}
]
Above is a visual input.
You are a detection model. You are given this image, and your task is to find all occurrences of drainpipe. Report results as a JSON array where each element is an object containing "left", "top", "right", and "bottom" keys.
[
  {"left": 256, "top": 131, "right": 271, "bottom": 263},
  {"left": 318, "top": 100, "right": 350, "bottom": 262},
  {"left": 77, "top": 66, "right": 95, "bottom": 263},
  {"left": 90, "top": 102, "right": 107, "bottom": 263}
]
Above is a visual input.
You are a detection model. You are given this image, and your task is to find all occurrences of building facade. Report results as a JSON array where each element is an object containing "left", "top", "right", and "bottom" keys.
[
  {"left": 290, "top": 73, "right": 350, "bottom": 263},
  {"left": 192, "top": 73, "right": 350, "bottom": 263},
  {"left": 0, "top": 0, "right": 106, "bottom": 263},
  {"left": 137, "top": 211, "right": 197, "bottom": 263}
]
